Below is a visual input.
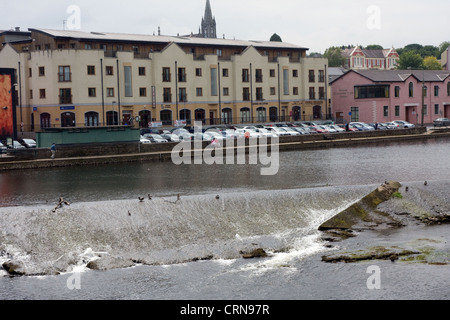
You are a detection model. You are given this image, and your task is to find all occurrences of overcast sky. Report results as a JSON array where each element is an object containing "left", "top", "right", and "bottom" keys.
[{"left": 1, "top": 0, "right": 448, "bottom": 53}]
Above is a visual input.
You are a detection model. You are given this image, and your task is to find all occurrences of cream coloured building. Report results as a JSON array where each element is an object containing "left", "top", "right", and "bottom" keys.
[{"left": 0, "top": 28, "right": 329, "bottom": 131}]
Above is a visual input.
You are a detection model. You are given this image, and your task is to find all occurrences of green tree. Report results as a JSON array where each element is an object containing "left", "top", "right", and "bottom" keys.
[
  {"left": 397, "top": 51, "right": 424, "bottom": 69},
  {"left": 323, "top": 46, "right": 345, "bottom": 67},
  {"left": 365, "top": 44, "right": 384, "bottom": 50},
  {"left": 439, "top": 41, "right": 450, "bottom": 55},
  {"left": 423, "top": 56, "right": 443, "bottom": 70},
  {"left": 270, "top": 33, "right": 282, "bottom": 42}
]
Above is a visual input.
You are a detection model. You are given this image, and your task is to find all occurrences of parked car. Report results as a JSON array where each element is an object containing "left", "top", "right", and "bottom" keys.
[
  {"left": 143, "top": 133, "right": 168, "bottom": 143},
  {"left": 327, "top": 125, "right": 345, "bottom": 133},
  {"left": 8, "top": 140, "right": 26, "bottom": 149},
  {"left": 20, "top": 138, "right": 37, "bottom": 148},
  {"left": 350, "top": 122, "right": 374, "bottom": 131},
  {"left": 160, "top": 133, "right": 180, "bottom": 142},
  {"left": 384, "top": 121, "right": 401, "bottom": 129},
  {"left": 393, "top": 120, "right": 415, "bottom": 128},
  {"left": 0, "top": 142, "right": 7, "bottom": 153},
  {"left": 256, "top": 127, "right": 279, "bottom": 137},
  {"left": 140, "top": 135, "right": 152, "bottom": 144},
  {"left": 433, "top": 118, "right": 450, "bottom": 127}
]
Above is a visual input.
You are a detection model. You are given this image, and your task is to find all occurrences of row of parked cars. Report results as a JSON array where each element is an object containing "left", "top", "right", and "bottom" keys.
[
  {"left": 0, "top": 138, "right": 36, "bottom": 154},
  {"left": 139, "top": 120, "right": 416, "bottom": 144}
]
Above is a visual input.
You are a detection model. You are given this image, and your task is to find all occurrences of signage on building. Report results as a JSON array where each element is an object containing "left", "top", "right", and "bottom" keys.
[
  {"left": 174, "top": 120, "right": 187, "bottom": 127},
  {"left": 151, "top": 121, "right": 163, "bottom": 127},
  {"left": 60, "top": 106, "right": 75, "bottom": 110}
]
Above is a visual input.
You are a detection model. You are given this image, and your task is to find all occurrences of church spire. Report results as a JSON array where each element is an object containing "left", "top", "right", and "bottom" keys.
[{"left": 201, "top": 0, "right": 216, "bottom": 38}]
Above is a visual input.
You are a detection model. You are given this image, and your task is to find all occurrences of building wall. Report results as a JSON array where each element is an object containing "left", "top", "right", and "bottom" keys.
[{"left": 331, "top": 71, "right": 450, "bottom": 124}]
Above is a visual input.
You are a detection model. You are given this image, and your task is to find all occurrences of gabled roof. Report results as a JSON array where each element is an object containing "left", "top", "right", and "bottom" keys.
[
  {"left": 342, "top": 46, "right": 398, "bottom": 59},
  {"left": 330, "top": 69, "right": 450, "bottom": 85},
  {"left": 28, "top": 28, "right": 309, "bottom": 51}
]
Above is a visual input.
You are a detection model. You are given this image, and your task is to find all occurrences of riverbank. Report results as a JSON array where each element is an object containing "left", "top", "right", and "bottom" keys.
[{"left": 1, "top": 127, "right": 449, "bottom": 171}]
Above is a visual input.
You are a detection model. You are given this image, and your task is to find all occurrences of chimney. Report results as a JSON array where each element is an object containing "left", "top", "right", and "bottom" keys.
[{"left": 15, "top": 27, "right": 20, "bottom": 32}]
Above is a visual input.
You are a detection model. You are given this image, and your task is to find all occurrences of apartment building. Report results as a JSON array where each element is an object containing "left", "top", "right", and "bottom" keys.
[
  {"left": 330, "top": 69, "right": 450, "bottom": 124},
  {"left": 0, "top": 28, "right": 329, "bottom": 132}
]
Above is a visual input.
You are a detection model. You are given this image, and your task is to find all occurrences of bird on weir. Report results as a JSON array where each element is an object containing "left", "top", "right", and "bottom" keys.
[{"left": 138, "top": 197, "right": 145, "bottom": 202}]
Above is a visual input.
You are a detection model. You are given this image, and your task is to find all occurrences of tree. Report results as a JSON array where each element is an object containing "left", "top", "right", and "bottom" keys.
[
  {"left": 365, "top": 44, "right": 384, "bottom": 50},
  {"left": 270, "top": 33, "right": 282, "bottom": 42},
  {"left": 439, "top": 41, "right": 450, "bottom": 55},
  {"left": 423, "top": 56, "right": 443, "bottom": 70},
  {"left": 397, "top": 51, "right": 423, "bottom": 70},
  {"left": 323, "top": 46, "right": 345, "bottom": 67}
]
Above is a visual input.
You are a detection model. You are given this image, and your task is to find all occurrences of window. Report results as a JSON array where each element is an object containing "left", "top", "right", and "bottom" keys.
[
  {"left": 240, "top": 107, "right": 250, "bottom": 122},
  {"left": 106, "top": 66, "right": 114, "bottom": 75},
  {"left": 106, "top": 88, "right": 114, "bottom": 97},
  {"left": 58, "top": 66, "right": 71, "bottom": 82},
  {"left": 383, "top": 106, "right": 389, "bottom": 117},
  {"left": 292, "top": 70, "right": 298, "bottom": 78},
  {"left": 318, "top": 70, "right": 325, "bottom": 83},
  {"left": 59, "top": 88, "right": 72, "bottom": 104},
  {"left": 163, "top": 88, "right": 171, "bottom": 102},
  {"left": 196, "top": 88, "right": 203, "bottom": 97},
  {"left": 223, "top": 88, "right": 229, "bottom": 96},
  {"left": 39, "top": 67, "right": 45, "bottom": 76},
  {"left": 255, "top": 69, "right": 263, "bottom": 82},
  {"left": 217, "top": 49, "right": 222, "bottom": 57},
  {"left": 242, "top": 69, "right": 249, "bottom": 82},
  {"left": 124, "top": 66, "right": 132, "bottom": 97},
  {"left": 435, "top": 104, "right": 439, "bottom": 115},
  {"left": 196, "top": 68, "right": 202, "bottom": 77},
  {"left": 30, "top": 90, "right": 33, "bottom": 99},
  {"left": 448, "top": 82, "right": 450, "bottom": 96},
  {"left": 395, "top": 105, "right": 400, "bottom": 117},
  {"left": 395, "top": 86, "right": 400, "bottom": 97},
  {"left": 85, "top": 112, "right": 99, "bottom": 127},
  {"left": 162, "top": 67, "right": 171, "bottom": 82},
  {"left": 409, "top": 82, "right": 414, "bottom": 97},
  {"left": 256, "top": 107, "right": 266, "bottom": 122},
  {"left": 354, "top": 85, "right": 390, "bottom": 99},
  {"left": 308, "top": 70, "right": 315, "bottom": 82},
  {"left": 256, "top": 88, "right": 263, "bottom": 101},
  {"left": 29, "top": 68, "right": 32, "bottom": 77},
  {"left": 88, "top": 88, "right": 96, "bottom": 97},
  {"left": 434, "top": 86, "right": 439, "bottom": 97},
  {"left": 243, "top": 88, "right": 250, "bottom": 101},
  {"left": 39, "top": 89, "right": 46, "bottom": 99},
  {"left": 179, "top": 88, "right": 187, "bottom": 102},
  {"left": 222, "top": 68, "right": 229, "bottom": 77},
  {"left": 270, "top": 69, "right": 275, "bottom": 77},
  {"left": 319, "top": 87, "right": 325, "bottom": 100},
  {"left": 309, "top": 87, "right": 315, "bottom": 100},
  {"left": 270, "top": 87, "right": 276, "bottom": 96},
  {"left": 178, "top": 68, "right": 187, "bottom": 82},
  {"left": 350, "top": 107, "right": 359, "bottom": 122},
  {"left": 87, "top": 65, "right": 96, "bottom": 75},
  {"left": 139, "top": 88, "right": 147, "bottom": 97},
  {"left": 139, "top": 67, "right": 146, "bottom": 76},
  {"left": 210, "top": 68, "right": 218, "bottom": 96},
  {"left": 293, "top": 87, "right": 298, "bottom": 95}
]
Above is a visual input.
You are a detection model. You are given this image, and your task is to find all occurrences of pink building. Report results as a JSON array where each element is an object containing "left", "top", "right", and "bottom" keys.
[{"left": 330, "top": 69, "right": 450, "bottom": 125}]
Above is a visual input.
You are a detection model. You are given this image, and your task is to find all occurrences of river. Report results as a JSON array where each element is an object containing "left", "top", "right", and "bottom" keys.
[{"left": 0, "top": 138, "right": 449, "bottom": 304}]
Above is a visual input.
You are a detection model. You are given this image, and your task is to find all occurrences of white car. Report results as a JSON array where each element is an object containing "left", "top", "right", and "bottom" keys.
[
  {"left": 140, "top": 135, "right": 152, "bottom": 144},
  {"left": 393, "top": 120, "right": 415, "bottom": 128},
  {"left": 21, "top": 138, "right": 37, "bottom": 148},
  {"left": 327, "top": 125, "right": 345, "bottom": 133}
]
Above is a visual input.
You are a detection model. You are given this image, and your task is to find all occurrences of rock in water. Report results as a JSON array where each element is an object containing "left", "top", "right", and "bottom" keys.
[{"left": 318, "top": 181, "right": 402, "bottom": 231}]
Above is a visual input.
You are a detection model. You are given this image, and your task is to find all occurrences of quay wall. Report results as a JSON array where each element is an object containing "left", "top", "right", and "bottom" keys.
[{"left": 1, "top": 127, "right": 449, "bottom": 171}]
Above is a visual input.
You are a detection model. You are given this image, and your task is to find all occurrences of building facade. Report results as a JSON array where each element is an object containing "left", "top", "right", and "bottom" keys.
[
  {"left": 342, "top": 46, "right": 399, "bottom": 70},
  {"left": 0, "top": 28, "right": 329, "bottom": 132},
  {"left": 330, "top": 69, "right": 450, "bottom": 124}
]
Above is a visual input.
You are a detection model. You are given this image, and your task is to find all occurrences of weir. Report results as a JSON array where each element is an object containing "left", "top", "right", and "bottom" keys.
[{"left": 0, "top": 186, "right": 371, "bottom": 276}]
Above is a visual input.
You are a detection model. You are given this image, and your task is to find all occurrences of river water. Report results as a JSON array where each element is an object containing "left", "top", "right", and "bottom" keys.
[{"left": 0, "top": 138, "right": 449, "bottom": 303}]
